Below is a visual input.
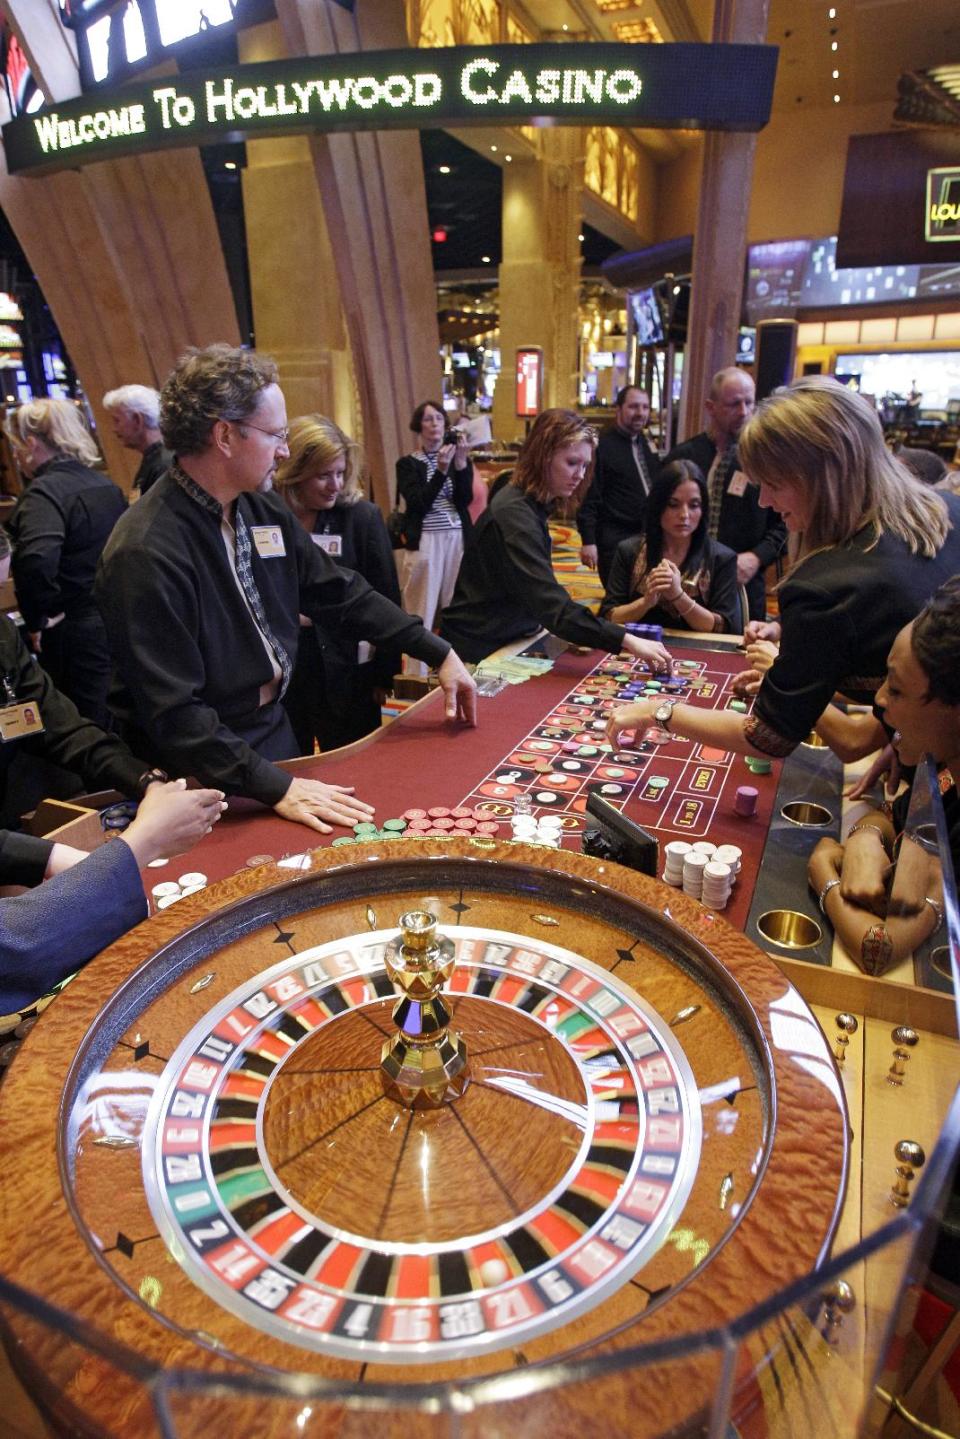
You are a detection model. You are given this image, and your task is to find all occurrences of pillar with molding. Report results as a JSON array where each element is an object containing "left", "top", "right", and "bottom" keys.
[
  {"left": 676, "top": 0, "right": 771, "bottom": 441},
  {"left": 0, "top": 0, "right": 240, "bottom": 490},
  {"left": 492, "top": 128, "right": 584, "bottom": 444},
  {"left": 274, "top": 0, "right": 442, "bottom": 509}
]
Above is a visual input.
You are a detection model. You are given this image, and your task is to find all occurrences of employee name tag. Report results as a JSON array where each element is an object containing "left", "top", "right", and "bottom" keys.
[
  {"left": 0, "top": 701, "right": 45, "bottom": 742},
  {"left": 728, "top": 470, "right": 748, "bottom": 497},
  {"left": 251, "top": 525, "right": 286, "bottom": 558},
  {"left": 312, "top": 533, "right": 343, "bottom": 557}
]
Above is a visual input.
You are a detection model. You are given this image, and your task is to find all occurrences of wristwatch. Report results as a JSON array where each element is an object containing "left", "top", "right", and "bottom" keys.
[{"left": 654, "top": 699, "right": 678, "bottom": 731}]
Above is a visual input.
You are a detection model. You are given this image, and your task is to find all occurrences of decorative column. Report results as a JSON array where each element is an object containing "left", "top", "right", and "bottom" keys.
[
  {"left": 492, "top": 127, "right": 584, "bottom": 443},
  {"left": 677, "top": 0, "right": 771, "bottom": 441}
]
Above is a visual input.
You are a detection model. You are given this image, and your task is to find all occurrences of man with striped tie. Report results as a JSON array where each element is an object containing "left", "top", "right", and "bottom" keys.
[
  {"left": 577, "top": 386, "right": 659, "bottom": 586},
  {"left": 664, "top": 367, "right": 786, "bottom": 622}
]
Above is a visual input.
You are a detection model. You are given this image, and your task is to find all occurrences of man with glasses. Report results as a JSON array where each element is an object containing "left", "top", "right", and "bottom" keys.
[
  {"left": 96, "top": 344, "right": 476, "bottom": 834},
  {"left": 664, "top": 367, "right": 786, "bottom": 622}
]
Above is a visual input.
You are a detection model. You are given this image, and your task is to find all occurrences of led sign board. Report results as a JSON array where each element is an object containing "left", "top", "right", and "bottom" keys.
[
  {"left": 1, "top": 43, "right": 778, "bottom": 178},
  {"left": 516, "top": 348, "right": 543, "bottom": 419},
  {"left": 926, "top": 167, "right": 960, "bottom": 243}
]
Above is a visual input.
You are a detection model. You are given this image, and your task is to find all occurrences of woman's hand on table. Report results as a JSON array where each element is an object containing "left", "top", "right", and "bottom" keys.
[
  {"left": 731, "top": 667, "right": 763, "bottom": 698},
  {"left": 807, "top": 836, "right": 843, "bottom": 896},
  {"left": 274, "top": 778, "right": 375, "bottom": 834},
  {"left": 121, "top": 778, "right": 228, "bottom": 866},
  {"left": 621, "top": 635, "right": 673, "bottom": 673},
  {"left": 606, "top": 697, "right": 660, "bottom": 747},
  {"left": 437, "top": 650, "right": 478, "bottom": 726}
]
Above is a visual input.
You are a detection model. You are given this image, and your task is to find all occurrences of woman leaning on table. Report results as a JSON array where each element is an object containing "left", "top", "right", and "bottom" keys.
[
  {"left": 607, "top": 377, "right": 960, "bottom": 759},
  {"left": 396, "top": 400, "right": 473, "bottom": 677},
  {"left": 439, "top": 408, "right": 671, "bottom": 674},
  {"left": 806, "top": 578, "right": 960, "bottom": 975},
  {"left": 599, "top": 460, "right": 740, "bottom": 635},
  {"left": 274, "top": 415, "right": 402, "bottom": 754}
]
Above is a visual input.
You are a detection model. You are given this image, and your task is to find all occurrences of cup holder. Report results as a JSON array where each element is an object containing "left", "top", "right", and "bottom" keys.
[
  {"left": 801, "top": 731, "right": 827, "bottom": 748},
  {"left": 756, "top": 909, "right": 823, "bottom": 949},
  {"left": 780, "top": 801, "right": 833, "bottom": 827},
  {"left": 931, "top": 946, "right": 954, "bottom": 982}
]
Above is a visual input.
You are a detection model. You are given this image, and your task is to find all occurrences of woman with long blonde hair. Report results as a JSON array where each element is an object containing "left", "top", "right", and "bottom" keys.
[
  {"left": 440, "top": 408, "right": 671, "bottom": 671},
  {"left": 273, "top": 414, "right": 401, "bottom": 752},
  {"left": 607, "top": 376, "right": 960, "bottom": 759},
  {"left": 5, "top": 398, "right": 125, "bottom": 727}
]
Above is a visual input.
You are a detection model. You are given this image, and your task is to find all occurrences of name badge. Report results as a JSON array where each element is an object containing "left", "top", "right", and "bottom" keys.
[
  {"left": 728, "top": 470, "right": 748, "bottom": 498},
  {"left": 0, "top": 701, "right": 45, "bottom": 742},
  {"left": 312, "top": 533, "right": 343, "bottom": 557},
  {"left": 251, "top": 525, "right": 286, "bottom": 558}
]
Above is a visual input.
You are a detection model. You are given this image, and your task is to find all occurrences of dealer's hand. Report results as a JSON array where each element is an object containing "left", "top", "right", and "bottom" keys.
[
  {"left": 606, "top": 698, "right": 660, "bottom": 747},
  {"left": 579, "top": 544, "right": 598, "bottom": 571},
  {"left": 807, "top": 836, "right": 843, "bottom": 896},
  {"left": 745, "top": 638, "right": 779, "bottom": 674},
  {"left": 437, "top": 649, "right": 478, "bottom": 726},
  {"left": 274, "top": 777, "right": 375, "bottom": 835},
  {"left": 840, "top": 824, "right": 891, "bottom": 917},
  {"left": 731, "top": 666, "right": 763, "bottom": 699},
  {"left": 744, "top": 619, "right": 781, "bottom": 645},
  {"left": 621, "top": 634, "right": 672, "bottom": 673}
]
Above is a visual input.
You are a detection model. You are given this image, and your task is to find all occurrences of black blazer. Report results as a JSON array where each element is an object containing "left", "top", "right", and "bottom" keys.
[{"left": 395, "top": 454, "right": 474, "bottom": 551}]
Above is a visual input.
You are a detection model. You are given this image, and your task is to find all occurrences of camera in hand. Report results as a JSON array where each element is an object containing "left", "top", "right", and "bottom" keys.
[{"left": 443, "top": 428, "right": 463, "bottom": 447}]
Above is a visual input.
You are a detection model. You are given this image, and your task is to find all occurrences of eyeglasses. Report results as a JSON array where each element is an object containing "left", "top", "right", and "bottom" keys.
[{"left": 231, "top": 418, "right": 290, "bottom": 445}]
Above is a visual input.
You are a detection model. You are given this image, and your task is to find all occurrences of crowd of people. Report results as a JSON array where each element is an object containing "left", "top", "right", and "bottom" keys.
[{"left": 1, "top": 341, "right": 959, "bottom": 1004}]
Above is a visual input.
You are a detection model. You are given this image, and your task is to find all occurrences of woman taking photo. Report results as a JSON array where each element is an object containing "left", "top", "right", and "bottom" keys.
[
  {"left": 607, "top": 377, "right": 960, "bottom": 758},
  {"left": 274, "top": 414, "right": 401, "bottom": 753},
  {"left": 599, "top": 460, "right": 739, "bottom": 635},
  {"left": 440, "top": 408, "right": 671, "bottom": 673},
  {"left": 6, "top": 399, "right": 125, "bottom": 728},
  {"left": 396, "top": 400, "right": 473, "bottom": 676}
]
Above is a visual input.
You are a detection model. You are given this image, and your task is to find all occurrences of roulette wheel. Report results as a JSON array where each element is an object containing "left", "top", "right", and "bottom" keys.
[{"left": 0, "top": 839, "right": 848, "bottom": 1437}]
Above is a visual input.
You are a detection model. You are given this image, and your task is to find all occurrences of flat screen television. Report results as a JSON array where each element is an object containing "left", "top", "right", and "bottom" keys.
[{"left": 630, "top": 287, "right": 665, "bottom": 346}]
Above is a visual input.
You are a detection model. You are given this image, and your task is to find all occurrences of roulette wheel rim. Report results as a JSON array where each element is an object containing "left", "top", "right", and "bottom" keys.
[{"left": 0, "top": 840, "right": 848, "bottom": 1435}]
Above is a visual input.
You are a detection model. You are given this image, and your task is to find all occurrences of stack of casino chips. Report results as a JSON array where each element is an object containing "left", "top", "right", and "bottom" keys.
[
  {"left": 332, "top": 807, "right": 500, "bottom": 846},
  {"left": 662, "top": 840, "right": 741, "bottom": 911},
  {"left": 151, "top": 871, "right": 208, "bottom": 910}
]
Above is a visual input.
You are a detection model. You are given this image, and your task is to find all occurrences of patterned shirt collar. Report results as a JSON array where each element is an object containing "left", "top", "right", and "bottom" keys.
[{"left": 172, "top": 459, "right": 223, "bottom": 519}]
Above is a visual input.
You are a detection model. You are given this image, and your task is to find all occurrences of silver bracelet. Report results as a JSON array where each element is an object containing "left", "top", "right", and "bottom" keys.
[
  {"left": 847, "top": 821, "right": 890, "bottom": 853},
  {"left": 818, "top": 878, "right": 841, "bottom": 914},
  {"left": 924, "top": 896, "right": 944, "bottom": 931}
]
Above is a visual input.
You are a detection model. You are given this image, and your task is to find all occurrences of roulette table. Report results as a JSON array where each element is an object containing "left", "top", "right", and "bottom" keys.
[{"left": 1, "top": 638, "right": 957, "bottom": 1437}]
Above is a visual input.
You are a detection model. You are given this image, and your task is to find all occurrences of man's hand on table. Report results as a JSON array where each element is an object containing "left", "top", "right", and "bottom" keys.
[
  {"left": 122, "top": 779, "right": 228, "bottom": 867},
  {"left": 621, "top": 634, "right": 672, "bottom": 673},
  {"left": 274, "top": 778, "right": 376, "bottom": 835},
  {"left": 437, "top": 650, "right": 478, "bottom": 726}
]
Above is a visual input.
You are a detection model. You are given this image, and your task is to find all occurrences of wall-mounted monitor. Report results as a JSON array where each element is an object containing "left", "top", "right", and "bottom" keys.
[
  {"left": 736, "top": 327, "right": 757, "bottom": 365},
  {"left": 629, "top": 287, "right": 665, "bottom": 346}
]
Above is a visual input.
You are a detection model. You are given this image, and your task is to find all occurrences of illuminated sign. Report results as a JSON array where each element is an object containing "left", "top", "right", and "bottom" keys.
[
  {"left": 516, "top": 348, "right": 543, "bottom": 419},
  {"left": 1, "top": 43, "right": 778, "bottom": 177},
  {"left": 926, "top": 167, "right": 960, "bottom": 244}
]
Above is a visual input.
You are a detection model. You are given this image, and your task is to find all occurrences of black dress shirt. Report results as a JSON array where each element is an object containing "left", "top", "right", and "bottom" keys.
[
  {"left": 134, "top": 442, "right": 174, "bottom": 496},
  {"left": 577, "top": 427, "right": 659, "bottom": 548},
  {"left": 7, "top": 458, "right": 126, "bottom": 631},
  {"left": 748, "top": 492, "right": 960, "bottom": 756},
  {"left": 663, "top": 432, "right": 787, "bottom": 621},
  {"left": 96, "top": 474, "right": 450, "bottom": 804},
  {"left": 0, "top": 613, "right": 145, "bottom": 827},
  {"left": 440, "top": 481, "right": 626, "bottom": 664},
  {"left": 600, "top": 535, "right": 740, "bottom": 634}
]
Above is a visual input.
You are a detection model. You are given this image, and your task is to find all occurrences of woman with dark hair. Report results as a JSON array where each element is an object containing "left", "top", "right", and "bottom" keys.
[
  {"left": 396, "top": 400, "right": 473, "bottom": 676},
  {"left": 608, "top": 377, "right": 960, "bottom": 758},
  {"left": 599, "top": 460, "right": 739, "bottom": 634},
  {"left": 274, "top": 415, "right": 401, "bottom": 753},
  {"left": 807, "top": 576, "right": 960, "bottom": 973},
  {"left": 6, "top": 399, "right": 126, "bottom": 728},
  {"left": 440, "top": 408, "right": 671, "bottom": 672}
]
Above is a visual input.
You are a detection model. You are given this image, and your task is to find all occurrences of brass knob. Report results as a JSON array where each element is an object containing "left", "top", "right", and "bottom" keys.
[
  {"left": 894, "top": 1140, "right": 925, "bottom": 1169},
  {"left": 835, "top": 1013, "right": 858, "bottom": 1036},
  {"left": 891, "top": 1026, "right": 919, "bottom": 1049}
]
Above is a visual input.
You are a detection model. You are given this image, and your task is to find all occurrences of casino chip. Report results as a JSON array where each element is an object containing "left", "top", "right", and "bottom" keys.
[{"left": 245, "top": 854, "right": 275, "bottom": 867}]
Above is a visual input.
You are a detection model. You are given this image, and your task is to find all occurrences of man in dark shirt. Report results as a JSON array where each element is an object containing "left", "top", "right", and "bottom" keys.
[
  {"left": 103, "top": 385, "right": 173, "bottom": 496},
  {"left": 664, "top": 367, "right": 786, "bottom": 622},
  {"left": 97, "top": 344, "right": 476, "bottom": 835},
  {"left": 578, "top": 386, "right": 659, "bottom": 585}
]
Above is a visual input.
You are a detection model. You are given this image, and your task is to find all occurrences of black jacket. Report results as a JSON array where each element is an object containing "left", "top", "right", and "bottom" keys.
[
  {"left": 395, "top": 454, "right": 474, "bottom": 551},
  {"left": 577, "top": 426, "right": 659, "bottom": 546},
  {"left": 7, "top": 458, "right": 126, "bottom": 631}
]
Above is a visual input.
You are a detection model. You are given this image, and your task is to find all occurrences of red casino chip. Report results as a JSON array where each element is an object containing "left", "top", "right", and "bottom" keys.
[
  {"left": 476, "top": 821, "right": 501, "bottom": 835},
  {"left": 430, "top": 817, "right": 455, "bottom": 830},
  {"left": 453, "top": 818, "right": 477, "bottom": 831},
  {"left": 427, "top": 807, "right": 451, "bottom": 819},
  {"left": 450, "top": 807, "right": 473, "bottom": 819},
  {"left": 403, "top": 808, "right": 428, "bottom": 821}
]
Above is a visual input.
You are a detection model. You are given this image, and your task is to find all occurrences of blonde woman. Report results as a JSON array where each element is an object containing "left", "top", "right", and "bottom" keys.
[
  {"left": 6, "top": 399, "right": 125, "bottom": 727},
  {"left": 274, "top": 414, "right": 401, "bottom": 752},
  {"left": 607, "top": 376, "right": 960, "bottom": 759}
]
